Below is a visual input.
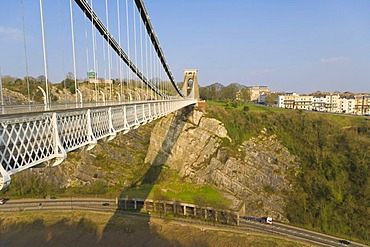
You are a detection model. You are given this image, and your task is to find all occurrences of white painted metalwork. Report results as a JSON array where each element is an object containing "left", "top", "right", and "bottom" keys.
[{"left": 0, "top": 99, "right": 196, "bottom": 190}]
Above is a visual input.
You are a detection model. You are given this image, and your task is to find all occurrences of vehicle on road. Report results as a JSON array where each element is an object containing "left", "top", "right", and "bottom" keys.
[
  {"left": 339, "top": 239, "right": 351, "bottom": 245},
  {"left": 0, "top": 198, "right": 4, "bottom": 204},
  {"left": 102, "top": 203, "right": 110, "bottom": 206},
  {"left": 50, "top": 196, "right": 57, "bottom": 199},
  {"left": 244, "top": 216, "right": 273, "bottom": 224},
  {"left": 262, "top": 216, "right": 273, "bottom": 224}
]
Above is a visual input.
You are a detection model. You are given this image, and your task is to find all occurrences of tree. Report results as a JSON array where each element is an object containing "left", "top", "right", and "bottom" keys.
[
  {"left": 220, "top": 83, "right": 240, "bottom": 101},
  {"left": 37, "top": 75, "right": 46, "bottom": 83},
  {"left": 265, "top": 93, "right": 279, "bottom": 106},
  {"left": 238, "top": 87, "right": 251, "bottom": 103},
  {"left": 66, "top": 72, "right": 74, "bottom": 80},
  {"left": 199, "top": 83, "right": 225, "bottom": 101}
]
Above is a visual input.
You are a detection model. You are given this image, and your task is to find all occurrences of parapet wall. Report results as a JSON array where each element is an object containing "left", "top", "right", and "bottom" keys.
[{"left": 116, "top": 197, "right": 243, "bottom": 225}]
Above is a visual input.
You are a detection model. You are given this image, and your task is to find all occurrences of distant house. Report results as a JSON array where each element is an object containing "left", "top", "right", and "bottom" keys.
[
  {"left": 248, "top": 86, "right": 269, "bottom": 102},
  {"left": 278, "top": 92, "right": 298, "bottom": 109},
  {"left": 296, "top": 95, "right": 313, "bottom": 110},
  {"left": 278, "top": 92, "right": 370, "bottom": 116}
]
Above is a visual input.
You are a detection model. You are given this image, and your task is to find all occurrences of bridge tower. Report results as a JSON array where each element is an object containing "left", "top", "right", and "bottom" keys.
[{"left": 182, "top": 69, "right": 200, "bottom": 100}]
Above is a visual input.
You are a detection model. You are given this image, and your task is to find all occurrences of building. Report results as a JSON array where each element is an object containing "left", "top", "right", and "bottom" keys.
[
  {"left": 278, "top": 93, "right": 298, "bottom": 109},
  {"left": 312, "top": 96, "right": 326, "bottom": 111},
  {"left": 325, "top": 94, "right": 340, "bottom": 113},
  {"left": 248, "top": 86, "right": 269, "bottom": 102},
  {"left": 295, "top": 95, "right": 313, "bottom": 110},
  {"left": 258, "top": 93, "right": 267, "bottom": 104},
  {"left": 338, "top": 98, "right": 355, "bottom": 114},
  {"left": 278, "top": 92, "right": 370, "bottom": 116},
  {"left": 354, "top": 95, "right": 370, "bottom": 115}
]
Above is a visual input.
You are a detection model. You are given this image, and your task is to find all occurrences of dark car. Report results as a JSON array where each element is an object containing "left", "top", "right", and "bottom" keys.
[
  {"left": 102, "top": 203, "right": 110, "bottom": 206},
  {"left": 339, "top": 239, "right": 351, "bottom": 245},
  {"left": 50, "top": 196, "right": 57, "bottom": 199}
]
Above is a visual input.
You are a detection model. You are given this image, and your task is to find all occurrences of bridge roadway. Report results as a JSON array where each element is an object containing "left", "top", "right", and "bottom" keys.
[{"left": 0, "top": 198, "right": 367, "bottom": 247}]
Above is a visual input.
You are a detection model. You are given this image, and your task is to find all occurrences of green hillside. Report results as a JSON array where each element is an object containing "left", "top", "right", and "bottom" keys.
[
  {"left": 206, "top": 102, "right": 369, "bottom": 243},
  {"left": 0, "top": 90, "right": 368, "bottom": 243}
]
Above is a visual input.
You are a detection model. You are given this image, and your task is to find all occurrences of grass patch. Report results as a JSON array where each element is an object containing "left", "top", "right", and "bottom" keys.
[{"left": 121, "top": 179, "right": 230, "bottom": 209}]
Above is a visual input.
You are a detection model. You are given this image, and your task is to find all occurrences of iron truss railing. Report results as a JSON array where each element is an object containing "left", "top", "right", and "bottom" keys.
[{"left": 0, "top": 99, "right": 196, "bottom": 190}]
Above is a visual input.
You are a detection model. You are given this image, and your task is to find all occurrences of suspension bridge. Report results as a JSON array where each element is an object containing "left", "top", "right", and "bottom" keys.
[{"left": 0, "top": 0, "right": 200, "bottom": 190}]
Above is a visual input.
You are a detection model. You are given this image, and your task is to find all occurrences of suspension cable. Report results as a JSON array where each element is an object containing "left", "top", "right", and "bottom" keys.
[
  {"left": 69, "top": 0, "right": 78, "bottom": 106},
  {"left": 74, "top": 0, "right": 165, "bottom": 98},
  {"left": 116, "top": 0, "right": 123, "bottom": 99},
  {"left": 145, "top": 22, "right": 149, "bottom": 98},
  {"left": 20, "top": 0, "right": 30, "bottom": 105},
  {"left": 133, "top": 0, "right": 182, "bottom": 97},
  {"left": 105, "top": 0, "right": 112, "bottom": 100},
  {"left": 39, "top": 0, "right": 50, "bottom": 108},
  {"left": 133, "top": 0, "right": 138, "bottom": 93},
  {"left": 58, "top": 0, "right": 67, "bottom": 103},
  {"left": 139, "top": 8, "right": 144, "bottom": 96},
  {"left": 125, "top": 0, "right": 131, "bottom": 100},
  {"left": 90, "top": 0, "right": 98, "bottom": 103},
  {"left": 149, "top": 37, "right": 153, "bottom": 99},
  {"left": 84, "top": 11, "right": 90, "bottom": 102}
]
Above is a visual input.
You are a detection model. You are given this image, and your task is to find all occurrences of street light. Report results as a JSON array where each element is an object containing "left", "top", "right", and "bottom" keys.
[
  {"left": 76, "top": 89, "right": 83, "bottom": 108},
  {"left": 100, "top": 91, "right": 106, "bottom": 105},
  {"left": 37, "top": 86, "right": 48, "bottom": 111}
]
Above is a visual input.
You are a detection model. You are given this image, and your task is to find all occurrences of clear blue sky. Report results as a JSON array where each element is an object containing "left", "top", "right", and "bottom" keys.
[{"left": 0, "top": 0, "right": 369, "bottom": 94}]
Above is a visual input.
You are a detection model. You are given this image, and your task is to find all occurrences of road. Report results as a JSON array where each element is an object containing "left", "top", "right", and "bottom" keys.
[
  {"left": 1, "top": 198, "right": 368, "bottom": 247},
  {"left": 0, "top": 198, "right": 116, "bottom": 212},
  {"left": 239, "top": 219, "right": 368, "bottom": 247}
]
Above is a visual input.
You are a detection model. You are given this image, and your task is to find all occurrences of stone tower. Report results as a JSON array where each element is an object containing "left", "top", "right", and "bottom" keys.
[{"left": 182, "top": 69, "right": 199, "bottom": 100}]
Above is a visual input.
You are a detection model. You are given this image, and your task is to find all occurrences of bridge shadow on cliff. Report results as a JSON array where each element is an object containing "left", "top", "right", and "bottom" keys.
[{"left": 97, "top": 106, "right": 200, "bottom": 246}]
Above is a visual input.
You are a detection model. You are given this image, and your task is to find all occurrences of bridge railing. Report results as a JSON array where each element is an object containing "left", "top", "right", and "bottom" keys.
[
  {"left": 0, "top": 99, "right": 197, "bottom": 190},
  {"left": 0, "top": 99, "right": 177, "bottom": 116}
]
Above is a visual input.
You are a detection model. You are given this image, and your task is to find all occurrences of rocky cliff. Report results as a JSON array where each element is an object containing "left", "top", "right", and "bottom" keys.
[
  {"left": 146, "top": 107, "right": 299, "bottom": 221},
  {"left": 8, "top": 106, "right": 299, "bottom": 221}
]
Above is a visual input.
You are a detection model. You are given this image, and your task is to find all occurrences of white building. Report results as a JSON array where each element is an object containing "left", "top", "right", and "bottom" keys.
[
  {"left": 325, "top": 94, "right": 340, "bottom": 113},
  {"left": 296, "top": 95, "right": 313, "bottom": 110},
  {"left": 278, "top": 93, "right": 298, "bottom": 109},
  {"left": 312, "top": 96, "right": 326, "bottom": 111},
  {"left": 338, "top": 98, "right": 355, "bottom": 114},
  {"left": 278, "top": 92, "right": 370, "bottom": 116}
]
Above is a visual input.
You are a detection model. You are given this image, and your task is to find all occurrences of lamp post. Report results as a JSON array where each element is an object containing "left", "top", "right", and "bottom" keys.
[
  {"left": 100, "top": 91, "right": 105, "bottom": 105},
  {"left": 38, "top": 86, "right": 47, "bottom": 111},
  {"left": 76, "top": 88, "right": 83, "bottom": 108}
]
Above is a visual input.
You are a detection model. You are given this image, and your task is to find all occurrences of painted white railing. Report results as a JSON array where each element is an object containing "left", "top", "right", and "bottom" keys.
[{"left": 0, "top": 99, "right": 196, "bottom": 190}]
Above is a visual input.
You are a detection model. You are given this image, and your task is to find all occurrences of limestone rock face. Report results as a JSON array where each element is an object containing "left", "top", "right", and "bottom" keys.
[
  {"left": 146, "top": 108, "right": 299, "bottom": 221},
  {"left": 145, "top": 107, "right": 229, "bottom": 178}
]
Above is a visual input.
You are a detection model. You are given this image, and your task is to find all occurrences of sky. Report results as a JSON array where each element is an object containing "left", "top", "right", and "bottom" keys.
[{"left": 0, "top": 0, "right": 369, "bottom": 94}]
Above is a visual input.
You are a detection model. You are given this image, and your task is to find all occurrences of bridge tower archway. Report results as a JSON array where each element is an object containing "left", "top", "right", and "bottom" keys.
[{"left": 182, "top": 69, "right": 199, "bottom": 100}]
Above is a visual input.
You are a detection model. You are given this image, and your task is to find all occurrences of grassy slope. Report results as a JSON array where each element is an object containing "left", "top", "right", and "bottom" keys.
[{"left": 205, "top": 101, "right": 370, "bottom": 244}]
